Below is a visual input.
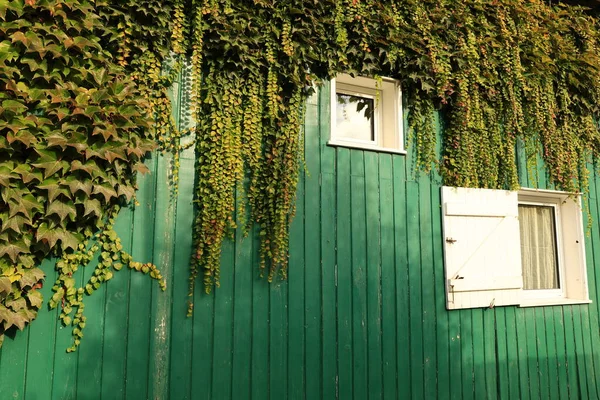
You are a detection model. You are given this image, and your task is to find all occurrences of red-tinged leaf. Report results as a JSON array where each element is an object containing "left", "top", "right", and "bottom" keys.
[
  {"left": 83, "top": 198, "right": 102, "bottom": 217},
  {"left": 37, "top": 178, "right": 69, "bottom": 202},
  {"left": 0, "top": 305, "right": 13, "bottom": 328},
  {"left": 0, "top": 277, "right": 11, "bottom": 295},
  {"left": 47, "top": 200, "right": 76, "bottom": 222},
  {"left": 1, "top": 99, "right": 27, "bottom": 115},
  {"left": 15, "top": 308, "right": 36, "bottom": 330},
  {"left": 92, "top": 183, "right": 117, "bottom": 203},
  {"left": 104, "top": 147, "right": 127, "bottom": 163},
  {"left": 65, "top": 132, "right": 88, "bottom": 152},
  {"left": 13, "top": 164, "right": 42, "bottom": 184},
  {"left": 35, "top": 222, "right": 61, "bottom": 249},
  {"left": 20, "top": 268, "right": 44, "bottom": 289},
  {"left": 46, "top": 132, "right": 69, "bottom": 149},
  {"left": 6, "top": 297, "right": 26, "bottom": 311},
  {"left": 71, "top": 160, "right": 97, "bottom": 176},
  {"left": 11, "top": 31, "right": 29, "bottom": 47},
  {"left": 66, "top": 177, "right": 92, "bottom": 196},
  {"left": 1, "top": 214, "right": 28, "bottom": 234},
  {"left": 7, "top": 130, "right": 38, "bottom": 147},
  {"left": 8, "top": 194, "right": 42, "bottom": 219},
  {"left": 132, "top": 162, "right": 150, "bottom": 174},
  {"left": 0, "top": 166, "right": 15, "bottom": 187},
  {"left": 117, "top": 184, "right": 135, "bottom": 201},
  {"left": 27, "top": 290, "right": 43, "bottom": 308},
  {"left": 32, "top": 158, "right": 68, "bottom": 179},
  {"left": 0, "top": 239, "right": 30, "bottom": 263}
]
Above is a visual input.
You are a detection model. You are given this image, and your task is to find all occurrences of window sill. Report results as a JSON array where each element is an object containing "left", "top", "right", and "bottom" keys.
[
  {"left": 327, "top": 140, "right": 407, "bottom": 155},
  {"left": 519, "top": 298, "right": 591, "bottom": 307}
]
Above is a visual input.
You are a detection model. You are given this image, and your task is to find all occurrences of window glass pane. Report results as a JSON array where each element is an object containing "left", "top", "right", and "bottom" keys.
[
  {"left": 518, "top": 205, "right": 560, "bottom": 290},
  {"left": 335, "top": 93, "right": 375, "bottom": 142}
]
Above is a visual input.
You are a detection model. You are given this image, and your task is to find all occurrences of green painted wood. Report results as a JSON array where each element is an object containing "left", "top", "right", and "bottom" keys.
[
  {"left": 319, "top": 85, "right": 338, "bottom": 400},
  {"left": 5, "top": 86, "right": 600, "bottom": 400},
  {"left": 379, "top": 154, "right": 397, "bottom": 400},
  {"left": 364, "top": 151, "right": 383, "bottom": 400},
  {"left": 336, "top": 147, "right": 353, "bottom": 400},
  {"left": 303, "top": 96, "right": 322, "bottom": 400}
]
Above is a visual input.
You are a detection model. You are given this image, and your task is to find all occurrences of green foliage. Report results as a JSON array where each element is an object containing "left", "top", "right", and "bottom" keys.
[
  {"left": 0, "top": 0, "right": 169, "bottom": 346},
  {"left": 5, "top": 0, "right": 600, "bottom": 347}
]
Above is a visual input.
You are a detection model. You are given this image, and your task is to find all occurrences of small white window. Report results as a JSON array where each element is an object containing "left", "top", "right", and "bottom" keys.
[
  {"left": 441, "top": 186, "right": 590, "bottom": 310},
  {"left": 329, "top": 74, "right": 404, "bottom": 154}
]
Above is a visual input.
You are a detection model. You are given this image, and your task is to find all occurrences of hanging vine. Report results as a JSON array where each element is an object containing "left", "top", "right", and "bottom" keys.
[{"left": 4, "top": 0, "right": 600, "bottom": 348}]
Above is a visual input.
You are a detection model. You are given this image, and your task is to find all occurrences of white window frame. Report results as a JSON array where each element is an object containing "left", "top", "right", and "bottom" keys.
[
  {"left": 517, "top": 198, "right": 564, "bottom": 300},
  {"left": 441, "top": 186, "right": 590, "bottom": 310},
  {"left": 517, "top": 188, "right": 590, "bottom": 307},
  {"left": 329, "top": 74, "right": 405, "bottom": 154}
]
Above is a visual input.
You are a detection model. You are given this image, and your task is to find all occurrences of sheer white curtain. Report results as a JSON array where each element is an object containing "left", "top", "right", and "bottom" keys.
[{"left": 518, "top": 205, "right": 559, "bottom": 290}]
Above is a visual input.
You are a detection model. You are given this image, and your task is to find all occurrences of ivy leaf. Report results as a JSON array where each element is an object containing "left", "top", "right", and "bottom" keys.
[
  {"left": 0, "top": 277, "right": 11, "bottom": 295},
  {"left": 6, "top": 130, "right": 38, "bottom": 147},
  {"left": 117, "top": 184, "right": 134, "bottom": 201},
  {"left": 37, "top": 178, "right": 70, "bottom": 203},
  {"left": 6, "top": 297, "right": 26, "bottom": 311},
  {"left": 1, "top": 99, "right": 27, "bottom": 115},
  {"left": 0, "top": 304, "right": 12, "bottom": 328},
  {"left": 0, "top": 166, "right": 15, "bottom": 187},
  {"left": 47, "top": 200, "right": 77, "bottom": 222},
  {"left": 27, "top": 290, "right": 43, "bottom": 309},
  {"left": 0, "top": 239, "right": 30, "bottom": 263},
  {"left": 71, "top": 160, "right": 97, "bottom": 176},
  {"left": 83, "top": 198, "right": 102, "bottom": 217},
  {"left": 13, "top": 164, "right": 42, "bottom": 184},
  {"left": 1, "top": 214, "right": 28, "bottom": 234},
  {"left": 8, "top": 194, "right": 42, "bottom": 220},
  {"left": 32, "top": 150, "right": 68, "bottom": 179},
  {"left": 20, "top": 268, "right": 44, "bottom": 289},
  {"left": 66, "top": 176, "right": 92, "bottom": 196},
  {"left": 92, "top": 183, "right": 117, "bottom": 203}
]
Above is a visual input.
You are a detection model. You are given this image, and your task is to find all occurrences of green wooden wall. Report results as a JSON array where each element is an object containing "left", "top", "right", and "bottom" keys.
[{"left": 2, "top": 82, "right": 600, "bottom": 400}]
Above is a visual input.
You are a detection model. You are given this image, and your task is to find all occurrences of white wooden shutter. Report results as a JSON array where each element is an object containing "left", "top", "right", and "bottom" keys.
[{"left": 441, "top": 186, "right": 523, "bottom": 309}]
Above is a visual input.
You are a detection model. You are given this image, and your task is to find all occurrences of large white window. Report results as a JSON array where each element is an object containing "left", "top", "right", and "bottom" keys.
[
  {"left": 441, "top": 186, "right": 590, "bottom": 310},
  {"left": 329, "top": 74, "right": 404, "bottom": 153}
]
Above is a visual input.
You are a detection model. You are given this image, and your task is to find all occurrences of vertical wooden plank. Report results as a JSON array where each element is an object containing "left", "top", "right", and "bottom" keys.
[
  {"left": 418, "top": 172, "right": 436, "bottom": 400},
  {"left": 482, "top": 310, "right": 497, "bottom": 400},
  {"left": 319, "top": 85, "right": 338, "bottom": 400},
  {"left": 125, "top": 154, "right": 157, "bottom": 400},
  {"left": 393, "top": 155, "right": 410, "bottom": 399},
  {"left": 460, "top": 312, "right": 474, "bottom": 400},
  {"left": 534, "top": 308, "right": 550, "bottom": 400},
  {"left": 543, "top": 308, "right": 559, "bottom": 400},
  {"left": 211, "top": 236, "right": 235, "bottom": 400},
  {"left": 287, "top": 158, "right": 305, "bottom": 399},
  {"left": 553, "top": 307, "right": 569, "bottom": 400},
  {"left": 169, "top": 66, "right": 195, "bottom": 400},
  {"left": 22, "top": 259, "right": 58, "bottom": 400},
  {"left": 100, "top": 206, "right": 133, "bottom": 400},
  {"left": 336, "top": 148, "right": 353, "bottom": 400},
  {"left": 364, "top": 151, "right": 382, "bottom": 400},
  {"left": 503, "top": 307, "right": 521, "bottom": 399},
  {"left": 406, "top": 178, "right": 424, "bottom": 400},
  {"left": 562, "top": 306, "right": 580, "bottom": 399},
  {"left": 525, "top": 309, "right": 540, "bottom": 399},
  {"left": 269, "top": 280, "right": 288, "bottom": 400},
  {"left": 230, "top": 227, "right": 253, "bottom": 400},
  {"left": 304, "top": 97, "right": 322, "bottom": 400},
  {"left": 572, "top": 306, "right": 590, "bottom": 400},
  {"left": 379, "top": 154, "right": 397, "bottom": 400},
  {"left": 471, "top": 310, "right": 486, "bottom": 400},
  {"left": 76, "top": 252, "right": 107, "bottom": 399},
  {"left": 514, "top": 310, "right": 530, "bottom": 400},
  {"left": 0, "top": 318, "right": 29, "bottom": 400},
  {"left": 350, "top": 150, "right": 368, "bottom": 400},
  {"left": 250, "top": 228, "right": 268, "bottom": 400},
  {"left": 169, "top": 147, "right": 196, "bottom": 400},
  {"left": 448, "top": 309, "right": 463, "bottom": 400},
  {"left": 494, "top": 308, "right": 509, "bottom": 400}
]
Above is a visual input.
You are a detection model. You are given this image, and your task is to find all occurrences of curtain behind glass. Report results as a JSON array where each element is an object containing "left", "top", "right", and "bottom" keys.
[{"left": 518, "top": 205, "right": 559, "bottom": 290}]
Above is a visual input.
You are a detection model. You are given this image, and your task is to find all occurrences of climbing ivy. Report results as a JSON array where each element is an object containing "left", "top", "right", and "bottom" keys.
[{"left": 4, "top": 0, "right": 600, "bottom": 348}]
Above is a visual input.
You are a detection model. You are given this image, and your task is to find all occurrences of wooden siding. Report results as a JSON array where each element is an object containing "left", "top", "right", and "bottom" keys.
[{"left": 2, "top": 82, "right": 600, "bottom": 399}]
